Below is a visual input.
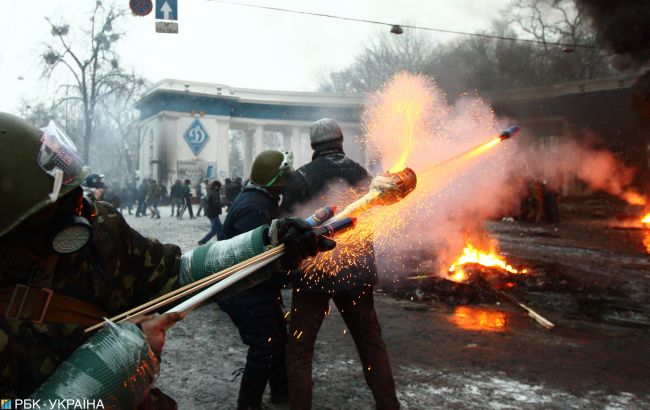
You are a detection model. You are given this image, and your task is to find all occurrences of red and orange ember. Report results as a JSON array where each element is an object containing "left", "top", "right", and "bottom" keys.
[
  {"left": 450, "top": 306, "right": 507, "bottom": 332},
  {"left": 642, "top": 213, "right": 650, "bottom": 225},
  {"left": 642, "top": 213, "right": 650, "bottom": 254},
  {"left": 447, "top": 242, "right": 528, "bottom": 283}
]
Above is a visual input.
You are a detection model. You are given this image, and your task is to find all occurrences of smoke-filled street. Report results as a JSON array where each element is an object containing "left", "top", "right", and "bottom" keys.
[
  {"left": 3, "top": 1, "right": 650, "bottom": 409},
  {"left": 124, "top": 205, "right": 650, "bottom": 409}
]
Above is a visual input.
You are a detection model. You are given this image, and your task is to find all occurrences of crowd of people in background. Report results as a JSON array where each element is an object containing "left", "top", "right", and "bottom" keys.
[{"left": 88, "top": 174, "right": 244, "bottom": 227}]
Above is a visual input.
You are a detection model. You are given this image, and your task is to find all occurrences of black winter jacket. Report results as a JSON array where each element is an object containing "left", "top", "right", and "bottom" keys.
[
  {"left": 281, "top": 150, "right": 378, "bottom": 292},
  {"left": 218, "top": 184, "right": 282, "bottom": 312},
  {"left": 205, "top": 188, "right": 222, "bottom": 218}
]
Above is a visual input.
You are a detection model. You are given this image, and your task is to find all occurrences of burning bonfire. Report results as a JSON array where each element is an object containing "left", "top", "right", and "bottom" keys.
[
  {"left": 447, "top": 242, "right": 528, "bottom": 283},
  {"left": 642, "top": 213, "right": 650, "bottom": 225}
]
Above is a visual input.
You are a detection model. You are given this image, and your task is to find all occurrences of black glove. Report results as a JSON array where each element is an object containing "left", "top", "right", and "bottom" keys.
[{"left": 269, "top": 218, "right": 336, "bottom": 269}]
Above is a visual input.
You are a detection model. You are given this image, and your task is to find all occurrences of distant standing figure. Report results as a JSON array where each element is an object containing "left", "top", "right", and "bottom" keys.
[
  {"left": 198, "top": 181, "right": 223, "bottom": 245},
  {"left": 223, "top": 178, "right": 233, "bottom": 210},
  {"left": 234, "top": 177, "right": 243, "bottom": 199},
  {"left": 147, "top": 179, "right": 161, "bottom": 219},
  {"left": 135, "top": 178, "right": 148, "bottom": 217},
  {"left": 170, "top": 180, "right": 183, "bottom": 217},
  {"left": 196, "top": 179, "right": 208, "bottom": 217},
  {"left": 178, "top": 179, "right": 194, "bottom": 219}
]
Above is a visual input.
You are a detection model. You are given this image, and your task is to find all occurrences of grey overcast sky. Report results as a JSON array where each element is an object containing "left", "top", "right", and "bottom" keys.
[{"left": 1, "top": 0, "right": 511, "bottom": 113}]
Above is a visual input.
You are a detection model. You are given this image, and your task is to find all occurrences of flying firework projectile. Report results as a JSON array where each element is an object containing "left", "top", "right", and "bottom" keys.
[{"left": 499, "top": 126, "right": 520, "bottom": 141}]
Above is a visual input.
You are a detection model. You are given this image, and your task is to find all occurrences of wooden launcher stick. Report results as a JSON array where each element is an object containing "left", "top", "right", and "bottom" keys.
[{"left": 500, "top": 291, "right": 554, "bottom": 330}]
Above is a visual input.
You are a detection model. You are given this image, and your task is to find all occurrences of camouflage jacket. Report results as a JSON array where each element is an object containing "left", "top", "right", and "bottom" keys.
[{"left": 0, "top": 202, "right": 181, "bottom": 398}]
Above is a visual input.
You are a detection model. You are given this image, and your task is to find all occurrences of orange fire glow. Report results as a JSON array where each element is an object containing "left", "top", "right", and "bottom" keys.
[
  {"left": 643, "top": 213, "right": 650, "bottom": 254},
  {"left": 447, "top": 242, "right": 527, "bottom": 282},
  {"left": 622, "top": 191, "right": 647, "bottom": 206},
  {"left": 642, "top": 213, "right": 650, "bottom": 225},
  {"left": 450, "top": 306, "right": 507, "bottom": 332}
]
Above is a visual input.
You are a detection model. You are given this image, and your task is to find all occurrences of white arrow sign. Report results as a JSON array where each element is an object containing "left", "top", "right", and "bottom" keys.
[{"left": 160, "top": 1, "right": 172, "bottom": 20}]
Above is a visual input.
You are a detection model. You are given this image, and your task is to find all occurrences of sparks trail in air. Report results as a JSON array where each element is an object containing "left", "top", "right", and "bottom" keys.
[{"left": 301, "top": 72, "right": 522, "bottom": 284}]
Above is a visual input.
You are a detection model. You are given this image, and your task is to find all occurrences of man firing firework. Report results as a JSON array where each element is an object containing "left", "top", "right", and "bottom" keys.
[
  {"left": 0, "top": 113, "right": 336, "bottom": 406},
  {"left": 282, "top": 118, "right": 400, "bottom": 410}
]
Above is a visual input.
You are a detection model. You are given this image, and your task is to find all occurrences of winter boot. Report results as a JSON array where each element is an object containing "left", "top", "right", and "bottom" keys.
[{"left": 236, "top": 373, "right": 266, "bottom": 410}]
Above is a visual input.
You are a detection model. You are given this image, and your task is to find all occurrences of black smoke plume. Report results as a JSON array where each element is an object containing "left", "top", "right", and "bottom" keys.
[{"left": 576, "top": 1, "right": 650, "bottom": 122}]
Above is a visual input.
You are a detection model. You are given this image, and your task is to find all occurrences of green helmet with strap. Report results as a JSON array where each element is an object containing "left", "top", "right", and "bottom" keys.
[
  {"left": 250, "top": 150, "right": 294, "bottom": 188},
  {"left": 0, "top": 112, "right": 89, "bottom": 238}
]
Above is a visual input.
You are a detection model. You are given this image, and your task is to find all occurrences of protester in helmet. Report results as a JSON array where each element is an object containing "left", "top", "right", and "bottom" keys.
[
  {"left": 282, "top": 118, "right": 400, "bottom": 410},
  {"left": 218, "top": 149, "right": 295, "bottom": 409},
  {"left": 0, "top": 113, "right": 335, "bottom": 406}
]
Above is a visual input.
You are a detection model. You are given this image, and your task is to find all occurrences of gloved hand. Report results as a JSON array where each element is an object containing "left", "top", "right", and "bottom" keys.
[{"left": 269, "top": 218, "right": 336, "bottom": 269}]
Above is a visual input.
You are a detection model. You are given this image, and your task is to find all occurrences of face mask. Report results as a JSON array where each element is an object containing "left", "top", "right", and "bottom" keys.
[
  {"left": 50, "top": 189, "right": 94, "bottom": 254},
  {"left": 265, "top": 151, "right": 294, "bottom": 187}
]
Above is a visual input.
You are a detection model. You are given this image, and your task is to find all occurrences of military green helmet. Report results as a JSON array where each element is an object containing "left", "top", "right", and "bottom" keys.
[
  {"left": 250, "top": 150, "right": 294, "bottom": 187},
  {"left": 0, "top": 112, "right": 89, "bottom": 237}
]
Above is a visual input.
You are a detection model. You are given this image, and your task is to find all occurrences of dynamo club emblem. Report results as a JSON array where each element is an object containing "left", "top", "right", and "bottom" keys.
[{"left": 183, "top": 119, "right": 210, "bottom": 156}]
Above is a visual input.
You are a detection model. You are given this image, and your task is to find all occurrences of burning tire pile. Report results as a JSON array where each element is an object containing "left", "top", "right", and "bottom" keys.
[{"left": 381, "top": 201, "right": 650, "bottom": 331}]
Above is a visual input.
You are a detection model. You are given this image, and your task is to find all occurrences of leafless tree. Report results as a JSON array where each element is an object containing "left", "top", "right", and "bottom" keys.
[
  {"left": 509, "top": 0, "right": 612, "bottom": 80},
  {"left": 93, "top": 74, "right": 149, "bottom": 181},
  {"left": 319, "top": 29, "right": 435, "bottom": 93},
  {"left": 42, "top": 0, "right": 130, "bottom": 162}
]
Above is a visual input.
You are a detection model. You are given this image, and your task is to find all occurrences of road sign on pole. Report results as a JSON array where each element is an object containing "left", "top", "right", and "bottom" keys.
[
  {"left": 155, "top": 0, "right": 178, "bottom": 20},
  {"left": 130, "top": 0, "right": 153, "bottom": 16}
]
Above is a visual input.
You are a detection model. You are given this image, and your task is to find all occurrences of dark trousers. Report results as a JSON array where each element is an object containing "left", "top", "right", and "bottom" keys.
[
  {"left": 199, "top": 216, "right": 223, "bottom": 244},
  {"left": 219, "top": 297, "right": 289, "bottom": 407},
  {"left": 196, "top": 198, "right": 206, "bottom": 216},
  {"left": 287, "top": 287, "right": 399, "bottom": 410},
  {"left": 170, "top": 198, "right": 183, "bottom": 216},
  {"left": 135, "top": 198, "right": 147, "bottom": 216},
  {"left": 178, "top": 197, "right": 194, "bottom": 218},
  {"left": 149, "top": 202, "right": 160, "bottom": 218}
]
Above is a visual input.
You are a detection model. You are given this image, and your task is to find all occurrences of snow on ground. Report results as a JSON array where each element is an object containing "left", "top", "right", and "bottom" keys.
[{"left": 124, "top": 206, "right": 650, "bottom": 409}]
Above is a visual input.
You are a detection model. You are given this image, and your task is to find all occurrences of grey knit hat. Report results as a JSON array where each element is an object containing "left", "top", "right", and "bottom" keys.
[{"left": 310, "top": 118, "right": 343, "bottom": 147}]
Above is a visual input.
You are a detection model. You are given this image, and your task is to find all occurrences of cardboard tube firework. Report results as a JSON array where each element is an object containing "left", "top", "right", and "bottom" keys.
[
  {"left": 306, "top": 206, "right": 337, "bottom": 227},
  {"left": 166, "top": 217, "right": 355, "bottom": 314},
  {"left": 168, "top": 172, "right": 418, "bottom": 316},
  {"left": 326, "top": 167, "right": 418, "bottom": 224}
]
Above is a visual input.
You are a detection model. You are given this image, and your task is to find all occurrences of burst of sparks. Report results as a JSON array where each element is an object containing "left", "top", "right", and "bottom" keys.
[{"left": 300, "top": 72, "right": 508, "bottom": 286}]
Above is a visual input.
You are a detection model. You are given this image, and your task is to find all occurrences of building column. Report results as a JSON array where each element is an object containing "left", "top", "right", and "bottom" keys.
[
  {"left": 215, "top": 119, "right": 230, "bottom": 180},
  {"left": 282, "top": 130, "right": 291, "bottom": 151},
  {"left": 254, "top": 124, "right": 265, "bottom": 155},
  {"left": 244, "top": 128, "right": 254, "bottom": 179},
  {"left": 291, "top": 126, "right": 305, "bottom": 167}
]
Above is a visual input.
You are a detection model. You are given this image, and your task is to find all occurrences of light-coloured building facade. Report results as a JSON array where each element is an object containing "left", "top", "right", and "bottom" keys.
[{"left": 136, "top": 79, "right": 368, "bottom": 186}]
